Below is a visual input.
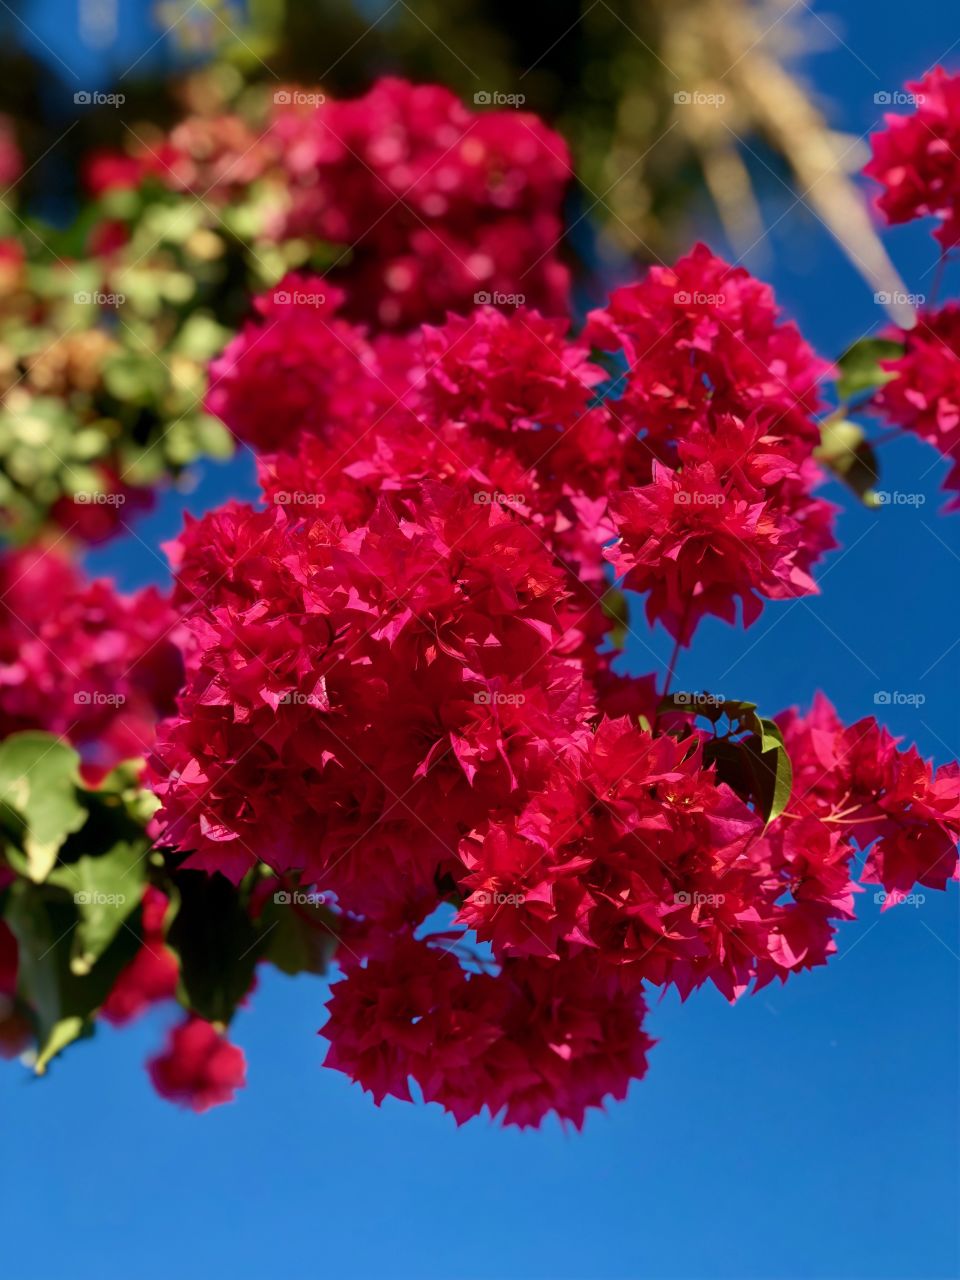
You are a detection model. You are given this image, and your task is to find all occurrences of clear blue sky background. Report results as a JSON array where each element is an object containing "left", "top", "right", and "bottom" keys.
[{"left": 2, "top": 3, "right": 959, "bottom": 1278}]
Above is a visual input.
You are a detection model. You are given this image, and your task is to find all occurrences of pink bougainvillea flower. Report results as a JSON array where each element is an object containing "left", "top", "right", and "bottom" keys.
[
  {"left": 269, "top": 77, "right": 571, "bottom": 326},
  {"left": 777, "top": 694, "right": 960, "bottom": 900},
  {"left": 148, "top": 1016, "right": 246, "bottom": 1112},
  {"left": 865, "top": 67, "right": 960, "bottom": 249},
  {"left": 321, "top": 935, "right": 653, "bottom": 1128},
  {"left": 101, "top": 889, "right": 179, "bottom": 1026},
  {"left": 151, "top": 229, "right": 957, "bottom": 1127},
  {"left": 873, "top": 305, "right": 960, "bottom": 508},
  {"left": 0, "top": 546, "right": 183, "bottom": 766}
]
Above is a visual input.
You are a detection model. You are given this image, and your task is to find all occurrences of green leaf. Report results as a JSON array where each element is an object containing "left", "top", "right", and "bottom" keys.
[
  {"left": 36, "top": 1018, "right": 85, "bottom": 1074},
  {"left": 815, "top": 418, "right": 880, "bottom": 504},
  {"left": 95, "top": 759, "right": 161, "bottom": 826},
  {"left": 5, "top": 884, "right": 141, "bottom": 1073},
  {"left": 260, "top": 892, "right": 338, "bottom": 978},
  {"left": 0, "top": 733, "right": 86, "bottom": 882},
  {"left": 47, "top": 841, "right": 147, "bottom": 975},
  {"left": 743, "top": 719, "right": 793, "bottom": 826},
  {"left": 166, "top": 871, "right": 262, "bottom": 1024},
  {"left": 101, "top": 352, "right": 168, "bottom": 406},
  {"left": 835, "top": 337, "right": 903, "bottom": 403},
  {"left": 174, "top": 314, "right": 234, "bottom": 361},
  {"left": 703, "top": 736, "right": 752, "bottom": 795},
  {"left": 702, "top": 711, "right": 793, "bottom": 827}
]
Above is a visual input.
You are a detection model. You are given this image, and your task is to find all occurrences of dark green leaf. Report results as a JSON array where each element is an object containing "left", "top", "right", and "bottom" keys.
[
  {"left": 260, "top": 893, "right": 338, "bottom": 978},
  {"left": 166, "top": 871, "right": 262, "bottom": 1025},
  {"left": 703, "top": 714, "right": 793, "bottom": 827}
]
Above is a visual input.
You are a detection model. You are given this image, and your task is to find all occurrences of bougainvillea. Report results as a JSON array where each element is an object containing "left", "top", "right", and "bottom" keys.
[
  {"left": 0, "top": 545, "right": 183, "bottom": 771},
  {"left": 866, "top": 67, "right": 960, "bottom": 250},
  {"left": 855, "top": 73, "right": 960, "bottom": 508},
  {"left": 147, "top": 231, "right": 956, "bottom": 1124},
  {"left": 148, "top": 1015, "right": 247, "bottom": 1113},
  {"left": 871, "top": 307, "right": 960, "bottom": 508},
  {"left": 86, "top": 75, "right": 571, "bottom": 332},
  {"left": 0, "top": 77, "right": 569, "bottom": 545},
  {"left": 268, "top": 77, "right": 572, "bottom": 327},
  {"left": 1, "top": 72, "right": 958, "bottom": 1129},
  {"left": 101, "top": 888, "right": 179, "bottom": 1025}
]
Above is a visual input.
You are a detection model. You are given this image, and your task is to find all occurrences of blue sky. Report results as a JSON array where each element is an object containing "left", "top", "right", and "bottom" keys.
[{"left": 2, "top": 3, "right": 959, "bottom": 1278}]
